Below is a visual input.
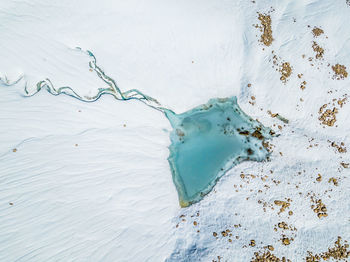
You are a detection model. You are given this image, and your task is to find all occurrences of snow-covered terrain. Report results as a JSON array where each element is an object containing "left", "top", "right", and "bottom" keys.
[{"left": 0, "top": 0, "right": 349, "bottom": 261}]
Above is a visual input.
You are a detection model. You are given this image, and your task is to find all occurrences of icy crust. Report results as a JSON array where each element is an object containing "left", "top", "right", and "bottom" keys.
[{"left": 165, "top": 97, "right": 272, "bottom": 207}]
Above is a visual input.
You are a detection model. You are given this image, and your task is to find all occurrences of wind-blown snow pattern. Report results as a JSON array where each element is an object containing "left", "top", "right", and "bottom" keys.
[{"left": 1, "top": 0, "right": 350, "bottom": 261}]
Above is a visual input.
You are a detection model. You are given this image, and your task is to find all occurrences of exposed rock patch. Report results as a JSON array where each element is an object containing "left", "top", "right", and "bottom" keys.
[
  {"left": 312, "top": 41, "right": 324, "bottom": 59},
  {"left": 312, "top": 27, "right": 324, "bottom": 37},
  {"left": 332, "top": 64, "right": 348, "bottom": 80},
  {"left": 257, "top": 13, "right": 273, "bottom": 46},
  {"left": 306, "top": 237, "right": 349, "bottom": 261}
]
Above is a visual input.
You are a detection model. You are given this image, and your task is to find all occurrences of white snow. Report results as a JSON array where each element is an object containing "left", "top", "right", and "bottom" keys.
[{"left": 0, "top": 0, "right": 349, "bottom": 261}]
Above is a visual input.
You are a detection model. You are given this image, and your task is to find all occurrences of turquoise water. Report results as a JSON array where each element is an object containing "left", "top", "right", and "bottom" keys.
[
  {"left": 165, "top": 97, "right": 272, "bottom": 207},
  {"left": 25, "top": 49, "right": 272, "bottom": 207}
]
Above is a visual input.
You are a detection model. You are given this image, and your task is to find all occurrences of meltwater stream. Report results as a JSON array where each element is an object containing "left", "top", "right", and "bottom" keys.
[{"left": 23, "top": 48, "right": 272, "bottom": 207}]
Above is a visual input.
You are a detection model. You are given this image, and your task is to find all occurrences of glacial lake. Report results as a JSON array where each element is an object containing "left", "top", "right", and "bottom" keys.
[{"left": 165, "top": 97, "right": 272, "bottom": 207}]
